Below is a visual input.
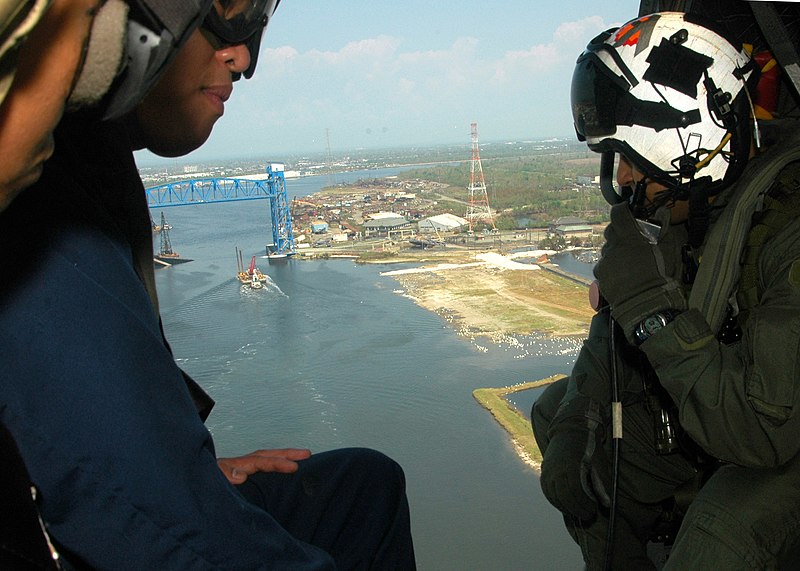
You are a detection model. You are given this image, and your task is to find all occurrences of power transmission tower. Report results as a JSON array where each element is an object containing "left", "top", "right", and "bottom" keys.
[
  {"left": 466, "top": 122, "right": 496, "bottom": 233},
  {"left": 325, "top": 128, "right": 336, "bottom": 187}
]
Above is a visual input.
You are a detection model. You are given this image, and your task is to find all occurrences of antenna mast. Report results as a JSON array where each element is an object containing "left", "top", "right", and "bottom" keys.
[
  {"left": 466, "top": 122, "right": 496, "bottom": 233},
  {"left": 325, "top": 127, "right": 336, "bottom": 187}
]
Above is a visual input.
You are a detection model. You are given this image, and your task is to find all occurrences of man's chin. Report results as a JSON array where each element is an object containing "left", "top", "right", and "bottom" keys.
[
  {"left": 148, "top": 130, "right": 214, "bottom": 158},
  {"left": 0, "top": 165, "right": 45, "bottom": 213}
]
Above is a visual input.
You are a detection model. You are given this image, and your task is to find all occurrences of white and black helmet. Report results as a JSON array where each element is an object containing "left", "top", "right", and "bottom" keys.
[{"left": 571, "top": 12, "right": 758, "bottom": 206}]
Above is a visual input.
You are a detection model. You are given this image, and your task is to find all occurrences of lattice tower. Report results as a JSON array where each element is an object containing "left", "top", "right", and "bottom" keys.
[
  {"left": 466, "top": 122, "right": 496, "bottom": 233},
  {"left": 325, "top": 127, "right": 336, "bottom": 187}
]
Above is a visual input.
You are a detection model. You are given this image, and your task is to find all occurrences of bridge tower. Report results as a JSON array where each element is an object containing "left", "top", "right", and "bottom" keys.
[
  {"left": 265, "top": 163, "right": 295, "bottom": 259},
  {"left": 144, "top": 163, "right": 296, "bottom": 259},
  {"left": 466, "top": 122, "right": 496, "bottom": 233}
]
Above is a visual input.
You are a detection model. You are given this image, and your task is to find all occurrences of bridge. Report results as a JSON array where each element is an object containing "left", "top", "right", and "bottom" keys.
[{"left": 145, "top": 163, "right": 295, "bottom": 258}]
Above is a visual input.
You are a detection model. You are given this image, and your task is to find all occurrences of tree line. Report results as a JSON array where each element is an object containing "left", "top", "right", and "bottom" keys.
[{"left": 398, "top": 148, "right": 612, "bottom": 230}]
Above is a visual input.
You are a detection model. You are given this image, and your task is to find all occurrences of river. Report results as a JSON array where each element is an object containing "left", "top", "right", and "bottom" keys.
[{"left": 154, "top": 168, "right": 589, "bottom": 570}]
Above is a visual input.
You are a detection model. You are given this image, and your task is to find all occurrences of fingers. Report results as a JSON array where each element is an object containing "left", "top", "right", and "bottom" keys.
[
  {"left": 217, "top": 448, "right": 313, "bottom": 485},
  {"left": 219, "top": 462, "right": 248, "bottom": 485},
  {"left": 249, "top": 448, "right": 312, "bottom": 461}
]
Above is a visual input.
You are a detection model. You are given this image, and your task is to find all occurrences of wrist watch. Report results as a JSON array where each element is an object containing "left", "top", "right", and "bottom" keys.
[{"left": 634, "top": 310, "right": 680, "bottom": 346}]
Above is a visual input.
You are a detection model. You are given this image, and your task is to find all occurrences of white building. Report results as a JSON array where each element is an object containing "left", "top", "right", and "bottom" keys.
[{"left": 417, "top": 213, "right": 468, "bottom": 233}]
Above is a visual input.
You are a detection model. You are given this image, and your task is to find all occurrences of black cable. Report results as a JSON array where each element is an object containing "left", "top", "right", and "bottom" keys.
[{"left": 604, "top": 313, "right": 622, "bottom": 571}]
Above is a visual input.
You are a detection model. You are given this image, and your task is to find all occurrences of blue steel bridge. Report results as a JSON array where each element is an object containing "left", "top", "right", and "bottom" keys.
[{"left": 145, "top": 163, "right": 295, "bottom": 258}]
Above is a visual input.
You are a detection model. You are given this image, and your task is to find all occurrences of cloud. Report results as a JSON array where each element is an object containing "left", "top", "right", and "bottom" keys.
[
  {"left": 259, "top": 15, "right": 614, "bottom": 99},
  {"left": 302, "top": 36, "right": 402, "bottom": 66},
  {"left": 492, "top": 16, "right": 613, "bottom": 83},
  {"left": 554, "top": 16, "right": 608, "bottom": 43},
  {"left": 212, "top": 15, "right": 622, "bottom": 156}
]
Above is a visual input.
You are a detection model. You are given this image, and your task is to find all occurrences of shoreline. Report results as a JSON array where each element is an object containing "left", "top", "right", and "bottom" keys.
[
  {"left": 378, "top": 251, "right": 589, "bottom": 469},
  {"left": 298, "top": 244, "right": 592, "bottom": 469},
  {"left": 472, "top": 376, "right": 565, "bottom": 473}
]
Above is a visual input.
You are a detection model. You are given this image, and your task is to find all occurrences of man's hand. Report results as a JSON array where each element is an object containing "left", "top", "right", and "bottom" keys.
[
  {"left": 217, "top": 448, "right": 312, "bottom": 485},
  {"left": 594, "top": 203, "right": 687, "bottom": 343}
]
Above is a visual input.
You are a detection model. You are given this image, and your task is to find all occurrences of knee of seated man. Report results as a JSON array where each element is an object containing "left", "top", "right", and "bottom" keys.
[{"left": 320, "top": 447, "right": 407, "bottom": 491}]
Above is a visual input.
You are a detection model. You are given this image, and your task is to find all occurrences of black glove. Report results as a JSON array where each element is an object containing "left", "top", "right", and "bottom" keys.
[
  {"left": 540, "top": 398, "right": 611, "bottom": 521},
  {"left": 594, "top": 203, "right": 687, "bottom": 343}
]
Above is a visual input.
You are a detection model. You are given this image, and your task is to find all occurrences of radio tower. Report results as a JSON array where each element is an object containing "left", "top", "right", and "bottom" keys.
[{"left": 466, "top": 122, "right": 496, "bottom": 233}]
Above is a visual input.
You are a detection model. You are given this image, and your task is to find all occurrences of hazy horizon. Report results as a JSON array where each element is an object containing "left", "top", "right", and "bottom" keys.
[
  {"left": 135, "top": 2, "right": 638, "bottom": 165},
  {"left": 135, "top": 134, "right": 580, "bottom": 169}
]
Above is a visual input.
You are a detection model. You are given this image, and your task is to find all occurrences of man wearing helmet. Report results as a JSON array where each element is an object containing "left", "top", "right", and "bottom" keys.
[
  {"left": 0, "top": 1, "right": 417, "bottom": 569},
  {"left": 0, "top": 0, "right": 212, "bottom": 212},
  {"left": 0, "top": 1, "right": 217, "bottom": 568},
  {"left": 533, "top": 7, "right": 800, "bottom": 570}
]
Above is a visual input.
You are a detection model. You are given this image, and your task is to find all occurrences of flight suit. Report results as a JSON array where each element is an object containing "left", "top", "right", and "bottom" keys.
[{"left": 534, "top": 143, "right": 800, "bottom": 569}]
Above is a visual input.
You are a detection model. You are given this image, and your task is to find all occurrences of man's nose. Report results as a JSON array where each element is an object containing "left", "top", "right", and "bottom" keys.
[
  {"left": 616, "top": 156, "right": 634, "bottom": 187},
  {"left": 216, "top": 43, "right": 251, "bottom": 74}
]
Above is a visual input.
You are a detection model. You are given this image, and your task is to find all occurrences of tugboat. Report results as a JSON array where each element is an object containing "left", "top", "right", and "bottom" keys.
[
  {"left": 153, "top": 212, "right": 192, "bottom": 267},
  {"left": 236, "top": 247, "right": 267, "bottom": 288}
]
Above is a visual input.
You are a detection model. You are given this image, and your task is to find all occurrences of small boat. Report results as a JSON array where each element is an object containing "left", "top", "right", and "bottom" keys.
[
  {"left": 236, "top": 247, "right": 267, "bottom": 287},
  {"left": 154, "top": 212, "right": 192, "bottom": 267},
  {"left": 248, "top": 273, "right": 264, "bottom": 289}
]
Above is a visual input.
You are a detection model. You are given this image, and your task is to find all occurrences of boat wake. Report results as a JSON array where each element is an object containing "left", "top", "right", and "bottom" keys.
[{"left": 239, "top": 274, "right": 288, "bottom": 298}]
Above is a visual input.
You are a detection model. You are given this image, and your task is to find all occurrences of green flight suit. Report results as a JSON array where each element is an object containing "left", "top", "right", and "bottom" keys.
[{"left": 533, "top": 128, "right": 800, "bottom": 570}]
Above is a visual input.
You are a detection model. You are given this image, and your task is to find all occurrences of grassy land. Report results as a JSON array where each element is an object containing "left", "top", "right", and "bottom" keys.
[
  {"left": 391, "top": 259, "right": 594, "bottom": 338},
  {"left": 472, "top": 375, "right": 565, "bottom": 472}
]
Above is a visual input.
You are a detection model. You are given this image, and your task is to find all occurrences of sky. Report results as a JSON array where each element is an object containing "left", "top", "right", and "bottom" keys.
[{"left": 137, "top": 1, "right": 641, "bottom": 165}]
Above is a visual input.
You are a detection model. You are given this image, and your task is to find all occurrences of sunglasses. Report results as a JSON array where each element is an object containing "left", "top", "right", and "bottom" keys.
[{"left": 200, "top": 0, "right": 280, "bottom": 79}]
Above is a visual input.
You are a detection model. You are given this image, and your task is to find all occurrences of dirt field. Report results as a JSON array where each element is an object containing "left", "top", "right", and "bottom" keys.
[{"left": 376, "top": 249, "right": 594, "bottom": 339}]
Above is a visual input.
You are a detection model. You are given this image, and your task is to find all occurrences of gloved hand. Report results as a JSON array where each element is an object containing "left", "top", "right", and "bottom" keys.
[
  {"left": 594, "top": 203, "right": 687, "bottom": 343},
  {"left": 540, "top": 399, "right": 610, "bottom": 521}
]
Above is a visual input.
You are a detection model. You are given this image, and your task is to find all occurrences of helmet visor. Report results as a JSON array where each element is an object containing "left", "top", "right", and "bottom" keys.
[
  {"left": 201, "top": 0, "right": 279, "bottom": 78},
  {"left": 571, "top": 52, "right": 623, "bottom": 141},
  {"left": 203, "top": 0, "right": 278, "bottom": 44}
]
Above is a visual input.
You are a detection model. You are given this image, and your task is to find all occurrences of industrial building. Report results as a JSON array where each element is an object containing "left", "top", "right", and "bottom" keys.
[
  {"left": 363, "top": 215, "right": 411, "bottom": 237},
  {"left": 549, "top": 216, "right": 593, "bottom": 239},
  {"left": 418, "top": 213, "right": 468, "bottom": 233}
]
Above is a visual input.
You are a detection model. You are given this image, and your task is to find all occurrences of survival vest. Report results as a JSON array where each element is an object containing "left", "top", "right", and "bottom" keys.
[{"left": 689, "top": 128, "right": 800, "bottom": 333}]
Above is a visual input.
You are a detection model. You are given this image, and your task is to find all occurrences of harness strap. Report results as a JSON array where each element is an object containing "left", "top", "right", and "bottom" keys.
[
  {"left": 738, "top": 162, "right": 800, "bottom": 311},
  {"left": 688, "top": 129, "right": 800, "bottom": 333}
]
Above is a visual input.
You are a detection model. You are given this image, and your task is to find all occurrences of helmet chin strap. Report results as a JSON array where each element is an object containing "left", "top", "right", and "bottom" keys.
[
  {"left": 628, "top": 173, "right": 710, "bottom": 248},
  {"left": 687, "top": 181, "right": 711, "bottom": 248},
  {"left": 629, "top": 176, "right": 677, "bottom": 220},
  {"left": 629, "top": 178, "right": 651, "bottom": 219}
]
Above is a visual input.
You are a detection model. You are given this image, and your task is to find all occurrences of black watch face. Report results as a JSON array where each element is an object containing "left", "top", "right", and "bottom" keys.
[{"left": 643, "top": 314, "right": 665, "bottom": 335}]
